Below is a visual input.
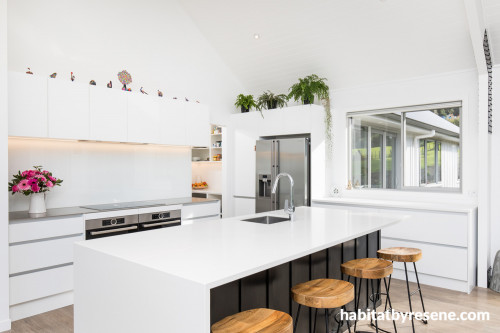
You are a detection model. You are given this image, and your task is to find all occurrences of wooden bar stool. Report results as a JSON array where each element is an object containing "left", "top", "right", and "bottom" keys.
[
  {"left": 341, "top": 258, "right": 397, "bottom": 333},
  {"left": 211, "top": 308, "right": 293, "bottom": 333},
  {"left": 291, "top": 278, "right": 354, "bottom": 333},
  {"left": 377, "top": 247, "right": 427, "bottom": 333}
]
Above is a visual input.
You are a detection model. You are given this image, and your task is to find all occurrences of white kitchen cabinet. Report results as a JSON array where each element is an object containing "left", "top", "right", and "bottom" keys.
[
  {"left": 127, "top": 93, "right": 160, "bottom": 144},
  {"left": 233, "top": 130, "right": 257, "bottom": 197},
  {"left": 159, "top": 98, "right": 187, "bottom": 145},
  {"left": 312, "top": 199, "right": 477, "bottom": 293},
  {"left": 8, "top": 216, "right": 84, "bottom": 319},
  {"left": 8, "top": 72, "right": 48, "bottom": 138},
  {"left": 10, "top": 265, "right": 74, "bottom": 306},
  {"left": 181, "top": 201, "right": 220, "bottom": 222},
  {"left": 185, "top": 102, "right": 209, "bottom": 147},
  {"left": 234, "top": 197, "right": 255, "bottom": 216},
  {"left": 48, "top": 79, "right": 90, "bottom": 140},
  {"left": 89, "top": 86, "right": 128, "bottom": 142}
]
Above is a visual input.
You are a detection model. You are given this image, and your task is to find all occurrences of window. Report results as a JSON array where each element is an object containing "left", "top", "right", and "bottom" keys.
[
  {"left": 348, "top": 102, "right": 461, "bottom": 191},
  {"left": 350, "top": 121, "right": 399, "bottom": 189}
]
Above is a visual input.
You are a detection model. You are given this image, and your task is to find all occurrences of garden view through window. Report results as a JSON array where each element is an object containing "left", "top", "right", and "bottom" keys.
[{"left": 348, "top": 103, "right": 461, "bottom": 190}]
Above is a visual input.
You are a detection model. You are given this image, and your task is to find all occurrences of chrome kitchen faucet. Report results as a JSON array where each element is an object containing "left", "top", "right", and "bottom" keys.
[{"left": 271, "top": 173, "right": 295, "bottom": 221}]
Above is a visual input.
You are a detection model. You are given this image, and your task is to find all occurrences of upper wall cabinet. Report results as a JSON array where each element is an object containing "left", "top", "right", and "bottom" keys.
[
  {"left": 8, "top": 72, "right": 211, "bottom": 146},
  {"left": 127, "top": 93, "right": 160, "bottom": 144},
  {"left": 48, "top": 79, "right": 90, "bottom": 140},
  {"left": 89, "top": 86, "right": 128, "bottom": 142},
  {"left": 159, "top": 99, "right": 187, "bottom": 145},
  {"left": 185, "top": 102, "right": 209, "bottom": 147},
  {"left": 8, "top": 72, "right": 48, "bottom": 138}
]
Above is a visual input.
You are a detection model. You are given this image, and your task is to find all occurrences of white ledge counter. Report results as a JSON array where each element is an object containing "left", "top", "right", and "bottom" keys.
[{"left": 74, "top": 206, "right": 406, "bottom": 333}]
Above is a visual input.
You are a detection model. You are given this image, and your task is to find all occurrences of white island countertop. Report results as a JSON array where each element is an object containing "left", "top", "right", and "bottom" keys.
[{"left": 76, "top": 206, "right": 406, "bottom": 289}]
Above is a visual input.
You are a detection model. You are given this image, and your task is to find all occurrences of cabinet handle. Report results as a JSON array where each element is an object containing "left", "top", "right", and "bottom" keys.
[
  {"left": 141, "top": 220, "right": 181, "bottom": 228},
  {"left": 90, "top": 226, "right": 138, "bottom": 236}
]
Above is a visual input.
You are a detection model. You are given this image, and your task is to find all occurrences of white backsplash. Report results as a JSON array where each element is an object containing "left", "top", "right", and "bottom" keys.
[{"left": 8, "top": 138, "right": 191, "bottom": 211}]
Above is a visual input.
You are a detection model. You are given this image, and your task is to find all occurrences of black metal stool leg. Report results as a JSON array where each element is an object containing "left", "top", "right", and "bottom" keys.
[
  {"left": 384, "top": 277, "right": 397, "bottom": 333},
  {"left": 325, "top": 309, "right": 329, "bottom": 333},
  {"left": 413, "top": 262, "right": 428, "bottom": 324},
  {"left": 293, "top": 304, "right": 302, "bottom": 333},
  {"left": 404, "top": 263, "right": 415, "bottom": 333},
  {"left": 313, "top": 308, "right": 318, "bottom": 333},
  {"left": 343, "top": 305, "right": 352, "bottom": 333},
  {"left": 384, "top": 261, "right": 393, "bottom": 312},
  {"left": 353, "top": 277, "right": 362, "bottom": 332},
  {"left": 371, "top": 279, "right": 379, "bottom": 333},
  {"left": 336, "top": 308, "right": 341, "bottom": 333}
]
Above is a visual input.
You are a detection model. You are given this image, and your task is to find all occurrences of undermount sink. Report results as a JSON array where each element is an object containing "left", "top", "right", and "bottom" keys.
[{"left": 241, "top": 216, "right": 290, "bottom": 224}]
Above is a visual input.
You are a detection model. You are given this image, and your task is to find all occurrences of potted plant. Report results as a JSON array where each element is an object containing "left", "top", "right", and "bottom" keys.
[
  {"left": 234, "top": 94, "right": 257, "bottom": 113},
  {"left": 288, "top": 74, "right": 329, "bottom": 105},
  {"left": 8, "top": 166, "right": 63, "bottom": 216},
  {"left": 256, "top": 90, "right": 289, "bottom": 110}
]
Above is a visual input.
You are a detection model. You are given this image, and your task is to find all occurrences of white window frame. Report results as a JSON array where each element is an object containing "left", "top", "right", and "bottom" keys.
[{"left": 347, "top": 101, "right": 462, "bottom": 193}]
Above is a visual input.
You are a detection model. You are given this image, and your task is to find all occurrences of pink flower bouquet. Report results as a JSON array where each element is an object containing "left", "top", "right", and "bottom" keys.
[{"left": 8, "top": 166, "right": 63, "bottom": 196}]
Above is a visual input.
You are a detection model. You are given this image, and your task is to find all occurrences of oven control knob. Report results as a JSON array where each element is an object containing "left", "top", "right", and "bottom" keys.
[
  {"left": 161, "top": 213, "right": 167, "bottom": 219},
  {"left": 111, "top": 219, "right": 117, "bottom": 225}
]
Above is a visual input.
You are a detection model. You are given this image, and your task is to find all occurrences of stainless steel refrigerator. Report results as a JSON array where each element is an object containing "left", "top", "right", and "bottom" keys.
[{"left": 255, "top": 136, "right": 311, "bottom": 213}]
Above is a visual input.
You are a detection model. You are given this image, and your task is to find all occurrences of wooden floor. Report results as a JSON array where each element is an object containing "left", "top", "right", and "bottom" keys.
[{"left": 6, "top": 279, "right": 500, "bottom": 332}]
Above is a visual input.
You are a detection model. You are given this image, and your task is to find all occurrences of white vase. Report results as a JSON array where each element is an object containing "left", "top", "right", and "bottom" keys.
[{"left": 29, "top": 192, "right": 46, "bottom": 215}]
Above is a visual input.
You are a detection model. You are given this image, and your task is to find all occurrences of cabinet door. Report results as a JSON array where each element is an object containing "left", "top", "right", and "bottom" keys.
[
  {"left": 89, "top": 86, "right": 127, "bottom": 142},
  {"left": 8, "top": 72, "right": 48, "bottom": 138},
  {"left": 185, "top": 102, "right": 209, "bottom": 147},
  {"left": 234, "top": 130, "right": 256, "bottom": 197},
  {"left": 159, "top": 99, "right": 187, "bottom": 145},
  {"left": 48, "top": 79, "right": 90, "bottom": 140},
  {"left": 234, "top": 197, "right": 255, "bottom": 216},
  {"left": 127, "top": 93, "right": 160, "bottom": 144}
]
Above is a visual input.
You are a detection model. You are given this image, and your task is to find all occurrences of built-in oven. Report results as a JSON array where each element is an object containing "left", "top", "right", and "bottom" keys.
[
  {"left": 138, "top": 209, "right": 181, "bottom": 231},
  {"left": 85, "top": 215, "right": 139, "bottom": 240}
]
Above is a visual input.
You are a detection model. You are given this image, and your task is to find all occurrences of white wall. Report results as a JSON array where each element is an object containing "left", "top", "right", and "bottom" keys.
[
  {"left": 7, "top": 0, "right": 245, "bottom": 125},
  {"left": 8, "top": 139, "right": 191, "bottom": 211},
  {"left": 330, "top": 69, "right": 479, "bottom": 204},
  {"left": 0, "top": 0, "right": 10, "bottom": 330},
  {"left": 490, "top": 65, "right": 500, "bottom": 263},
  {"left": 192, "top": 163, "right": 222, "bottom": 194}
]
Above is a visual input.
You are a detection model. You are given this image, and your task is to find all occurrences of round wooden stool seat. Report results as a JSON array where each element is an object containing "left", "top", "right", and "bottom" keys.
[
  {"left": 211, "top": 308, "right": 293, "bottom": 333},
  {"left": 377, "top": 247, "right": 422, "bottom": 262},
  {"left": 291, "top": 278, "right": 354, "bottom": 309},
  {"left": 341, "top": 258, "right": 393, "bottom": 279}
]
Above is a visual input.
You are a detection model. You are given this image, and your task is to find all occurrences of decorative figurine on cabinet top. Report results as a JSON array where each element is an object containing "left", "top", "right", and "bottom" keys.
[
  {"left": 107, "top": 81, "right": 112, "bottom": 88},
  {"left": 140, "top": 87, "right": 148, "bottom": 95},
  {"left": 49, "top": 73, "right": 57, "bottom": 78},
  {"left": 70, "top": 72, "right": 75, "bottom": 81},
  {"left": 185, "top": 97, "right": 189, "bottom": 102},
  {"left": 89, "top": 80, "right": 96, "bottom": 86},
  {"left": 158, "top": 90, "right": 163, "bottom": 97},
  {"left": 26, "top": 68, "right": 33, "bottom": 75},
  {"left": 117, "top": 70, "right": 132, "bottom": 91},
  {"left": 173, "top": 97, "right": 178, "bottom": 100}
]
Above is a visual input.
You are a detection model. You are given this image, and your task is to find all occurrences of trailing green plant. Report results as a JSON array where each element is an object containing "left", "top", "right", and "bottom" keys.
[
  {"left": 288, "top": 74, "right": 329, "bottom": 105},
  {"left": 256, "top": 90, "right": 289, "bottom": 110},
  {"left": 234, "top": 94, "right": 257, "bottom": 112}
]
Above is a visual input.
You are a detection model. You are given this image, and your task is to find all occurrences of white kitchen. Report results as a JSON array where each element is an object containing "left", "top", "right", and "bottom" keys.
[{"left": 1, "top": 1, "right": 500, "bottom": 333}]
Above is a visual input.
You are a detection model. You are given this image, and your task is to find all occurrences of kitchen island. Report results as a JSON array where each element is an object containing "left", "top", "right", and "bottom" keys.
[{"left": 74, "top": 206, "right": 405, "bottom": 333}]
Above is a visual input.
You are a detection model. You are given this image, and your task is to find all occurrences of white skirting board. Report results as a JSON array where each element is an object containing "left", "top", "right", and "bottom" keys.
[
  {"left": 0, "top": 319, "right": 11, "bottom": 333},
  {"left": 10, "top": 291, "right": 73, "bottom": 322}
]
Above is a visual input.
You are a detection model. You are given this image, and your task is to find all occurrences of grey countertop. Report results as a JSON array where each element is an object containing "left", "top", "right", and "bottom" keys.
[{"left": 9, "top": 197, "right": 219, "bottom": 223}]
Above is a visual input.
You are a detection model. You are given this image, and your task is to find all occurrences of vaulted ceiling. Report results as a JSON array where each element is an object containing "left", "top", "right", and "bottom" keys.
[{"left": 179, "top": 0, "right": 479, "bottom": 95}]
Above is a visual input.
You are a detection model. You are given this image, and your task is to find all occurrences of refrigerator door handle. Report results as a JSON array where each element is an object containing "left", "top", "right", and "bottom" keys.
[
  {"left": 271, "top": 140, "right": 275, "bottom": 210},
  {"left": 275, "top": 139, "right": 280, "bottom": 210}
]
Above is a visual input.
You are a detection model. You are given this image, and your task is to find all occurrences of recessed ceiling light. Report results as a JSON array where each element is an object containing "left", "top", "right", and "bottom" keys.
[{"left": 254, "top": 34, "right": 260, "bottom": 39}]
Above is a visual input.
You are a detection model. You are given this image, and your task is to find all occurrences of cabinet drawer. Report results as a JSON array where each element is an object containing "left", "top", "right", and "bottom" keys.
[
  {"left": 182, "top": 202, "right": 220, "bottom": 220},
  {"left": 380, "top": 209, "right": 467, "bottom": 247},
  {"left": 381, "top": 238, "right": 468, "bottom": 281},
  {"left": 9, "top": 216, "right": 84, "bottom": 244},
  {"left": 182, "top": 215, "right": 220, "bottom": 225},
  {"left": 10, "top": 265, "right": 73, "bottom": 305},
  {"left": 10, "top": 235, "right": 83, "bottom": 275}
]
